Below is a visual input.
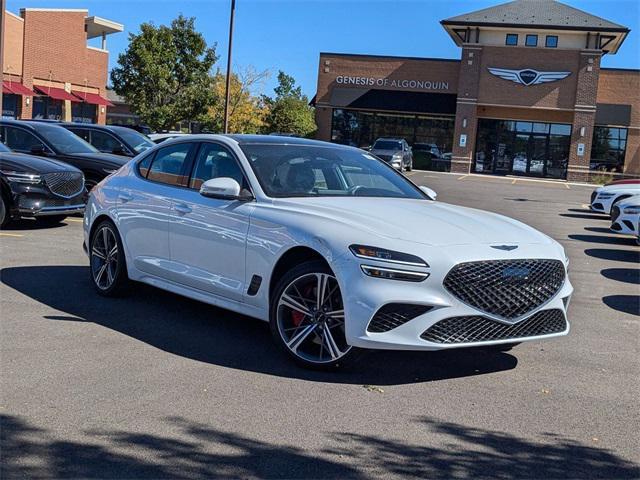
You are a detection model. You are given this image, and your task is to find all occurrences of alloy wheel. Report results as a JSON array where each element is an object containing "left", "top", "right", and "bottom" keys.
[
  {"left": 276, "top": 273, "right": 351, "bottom": 364},
  {"left": 91, "top": 225, "right": 119, "bottom": 290}
]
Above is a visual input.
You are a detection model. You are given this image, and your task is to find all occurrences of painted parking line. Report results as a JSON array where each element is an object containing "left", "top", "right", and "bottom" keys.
[
  {"left": 512, "top": 179, "right": 517, "bottom": 184},
  {"left": 457, "top": 174, "right": 469, "bottom": 181},
  {"left": 0, "top": 232, "right": 24, "bottom": 237}
]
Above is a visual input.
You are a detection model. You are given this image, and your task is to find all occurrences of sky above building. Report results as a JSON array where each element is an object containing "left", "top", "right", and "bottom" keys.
[{"left": 6, "top": 0, "right": 640, "bottom": 98}]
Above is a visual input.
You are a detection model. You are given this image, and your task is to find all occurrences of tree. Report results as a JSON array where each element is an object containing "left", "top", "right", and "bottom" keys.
[
  {"left": 206, "top": 66, "right": 269, "bottom": 133},
  {"left": 111, "top": 15, "right": 218, "bottom": 131},
  {"left": 262, "top": 71, "right": 316, "bottom": 137}
]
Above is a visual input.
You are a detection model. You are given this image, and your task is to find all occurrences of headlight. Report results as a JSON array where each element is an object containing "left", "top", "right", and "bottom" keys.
[
  {"left": 623, "top": 206, "right": 640, "bottom": 214},
  {"left": 598, "top": 193, "right": 615, "bottom": 199},
  {"left": 349, "top": 244, "right": 429, "bottom": 267},
  {"left": 392, "top": 152, "right": 403, "bottom": 160},
  {"left": 360, "top": 265, "right": 429, "bottom": 282},
  {"left": 1, "top": 170, "right": 42, "bottom": 184}
]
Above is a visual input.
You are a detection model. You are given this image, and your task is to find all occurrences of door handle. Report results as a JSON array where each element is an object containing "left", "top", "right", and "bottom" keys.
[
  {"left": 118, "top": 193, "right": 133, "bottom": 203},
  {"left": 174, "top": 203, "right": 192, "bottom": 215}
]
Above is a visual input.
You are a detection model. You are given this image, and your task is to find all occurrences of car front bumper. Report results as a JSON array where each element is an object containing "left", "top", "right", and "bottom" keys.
[{"left": 334, "top": 243, "right": 573, "bottom": 351}]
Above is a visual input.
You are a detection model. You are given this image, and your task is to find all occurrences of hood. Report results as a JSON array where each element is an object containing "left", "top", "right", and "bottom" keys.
[
  {"left": 598, "top": 183, "right": 640, "bottom": 194},
  {"left": 370, "top": 149, "right": 402, "bottom": 157},
  {"left": 66, "top": 152, "right": 129, "bottom": 167},
  {"left": 0, "top": 152, "right": 82, "bottom": 174},
  {"left": 271, "top": 197, "right": 552, "bottom": 247}
]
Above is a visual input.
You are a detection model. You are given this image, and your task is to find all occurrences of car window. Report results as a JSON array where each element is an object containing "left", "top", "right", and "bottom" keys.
[
  {"left": 90, "top": 130, "right": 123, "bottom": 153},
  {"left": 0, "top": 141, "right": 10, "bottom": 152},
  {"left": 189, "top": 143, "right": 247, "bottom": 190},
  {"left": 33, "top": 123, "right": 98, "bottom": 154},
  {"left": 4, "top": 127, "right": 44, "bottom": 153},
  {"left": 373, "top": 140, "right": 402, "bottom": 151},
  {"left": 147, "top": 143, "right": 193, "bottom": 187},
  {"left": 115, "top": 128, "right": 154, "bottom": 153},
  {"left": 137, "top": 152, "right": 154, "bottom": 177},
  {"left": 68, "top": 128, "right": 91, "bottom": 143}
]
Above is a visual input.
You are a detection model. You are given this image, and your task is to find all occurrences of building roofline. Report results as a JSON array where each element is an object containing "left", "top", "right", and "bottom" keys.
[
  {"left": 20, "top": 8, "right": 89, "bottom": 13},
  {"left": 600, "top": 67, "right": 640, "bottom": 73},
  {"left": 320, "top": 52, "right": 460, "bottom": 63},
  {"left": 5, "top": 10, "right": 24, "bottom": 21},
  {"left": 440, "top": 19, "right": 629, "bottom": 33}
]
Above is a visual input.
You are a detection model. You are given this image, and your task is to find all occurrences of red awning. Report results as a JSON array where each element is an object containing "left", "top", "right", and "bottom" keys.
[
  {"left": 33, "top": 85, "right": 80, "bottom": 102},
  {"left": 71, "top": 90, "right": 114, "bottom": 107},
  {"left": 3, "top": 81, "right": 35, "bottom": 96}
]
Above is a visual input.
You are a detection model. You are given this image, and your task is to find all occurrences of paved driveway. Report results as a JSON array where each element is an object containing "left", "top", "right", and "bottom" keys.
[{"left": 1, "top": 171, "right": 638, "bottom": 479}]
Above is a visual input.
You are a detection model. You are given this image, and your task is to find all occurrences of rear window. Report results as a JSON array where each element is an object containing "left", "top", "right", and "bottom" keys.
[{"left": 372, "top": 140, "right": 402, "bottom": 151}]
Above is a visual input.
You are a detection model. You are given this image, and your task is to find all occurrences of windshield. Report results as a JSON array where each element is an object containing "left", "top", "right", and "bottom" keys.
[
  {"left": 35, "top": 123, "right": 98, "bottom": 154},
  {"left": 0, "top": 142, "right": 10, "bottom": 153},
  {"left": 116, "top": 128, "right": 154, "bottom": 153},
  {"left": 372, "top": 140, "right": 402, "bottom": 151},
  {"left": 240, "top": 144, "right": 425, "bottom": 199}
]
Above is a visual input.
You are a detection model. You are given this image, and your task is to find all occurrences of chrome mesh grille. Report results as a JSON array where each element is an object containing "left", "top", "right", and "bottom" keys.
[
  {"left": 367, "top": 304, "right": 432, "bottom": 333},
  {"left": 420, "top": 309, "right": 567, "bottom": 344},
  {"left": 43, "top": 172, "right": 84, "bottom": 198},
  {"left": 443, "top": 259, "right": 565, "bottom": 320}
]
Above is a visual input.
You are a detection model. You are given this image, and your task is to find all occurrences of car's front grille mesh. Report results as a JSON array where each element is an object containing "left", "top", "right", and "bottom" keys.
[
  {"left": 420, "top": 309, "right": 567, "bottom": 344},
  {"left": 43, "top": 172, "right": 84, "bottom": 198},
  {"left": 367, "top": 304, "right": 432, "bottom": 333},
  {"left": 443, "top": 259, "right": 565, "bottom": 320}
]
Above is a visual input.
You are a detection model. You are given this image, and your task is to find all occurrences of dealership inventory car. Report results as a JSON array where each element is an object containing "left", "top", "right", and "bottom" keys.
[
  {"left": 61, "top": 123, "right": 154, "bottom": 157},
  {"left": 84, "top": 135, "right": 572, "bottom": 369},
  {"left": 0, "top": 142, "right": 84, "bottom": 227},
  {"left": 0, "top": 120, "right": 128, "bottom": 190},
  {"left": 369, "top": 138, "right": 413, "bottom": 171},
  {"left": 590, "top": 182, "right": 640, "bottom": 215},
  {"left": 610, "top": 194, "right": 640, "bottom": 239},
  {"left": 148, "top": 132, "right": 191, "bottom": 144}
]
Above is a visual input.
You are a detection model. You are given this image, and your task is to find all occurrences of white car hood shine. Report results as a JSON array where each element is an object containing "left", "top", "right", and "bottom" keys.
[{"left": 270, "top": 197, "right": 552, "bottom": 247}]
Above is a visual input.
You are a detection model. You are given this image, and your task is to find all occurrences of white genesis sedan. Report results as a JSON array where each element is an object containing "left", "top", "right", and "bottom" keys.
[{"left": 83, "top": 135, "right": 572, "bottom": 369}]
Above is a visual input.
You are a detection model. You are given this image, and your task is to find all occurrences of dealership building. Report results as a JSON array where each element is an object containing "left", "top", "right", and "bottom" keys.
[
  {"left": 1, "top": 8, "right": 122, "bottom": 124},
  {"left": 314, "top": 0, "right": 639, "bottom": 181}
]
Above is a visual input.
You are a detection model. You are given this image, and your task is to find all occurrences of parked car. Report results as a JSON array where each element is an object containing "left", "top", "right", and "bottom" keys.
[
  {"left": 413, "top": 143, "right": 442, "bottom": 159},
  {"left": 590, "top": 182, "right": 640, "bottom": 215},
  {"left": 148, "top": 132, "right": 191, "bottom": 144},
  {"left": 369, "top": 138, "right": 413, "bottom": 171},
  {"left": 61, "top": 123, "right": 154, "bottom": 157},
  {"left": 84, "top": 135, "right": 572, "bottom": 369},
  {"left": 0, "top": 120, "right": 128, "bottom": 190},
  {"left": 610, "top": 194, "right": 640, "bottom": 240},
  {"left": 0, "top": 141, "right": 85, "bottom": 227}
]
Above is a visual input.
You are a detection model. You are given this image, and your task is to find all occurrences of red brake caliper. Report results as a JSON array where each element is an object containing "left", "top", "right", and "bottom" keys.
[{"left": 291, "top": 284, "right": 314, "bottom": 327}]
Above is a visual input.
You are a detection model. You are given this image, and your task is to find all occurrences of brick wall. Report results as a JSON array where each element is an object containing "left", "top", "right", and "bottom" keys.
[{"left": 3, "top": 11, "right": 24, "bottom": 77}]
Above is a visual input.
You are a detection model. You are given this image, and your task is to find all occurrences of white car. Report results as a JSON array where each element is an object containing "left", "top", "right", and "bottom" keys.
[
  {"left": 83, "top": 135, "right": 572, "bottom": 369},
  {"left": 590, "top": 181, "right": 640, "bottom": 215},
  {"left": 610, "top": 194, "right": 640, "bottom": 240},
  {"left": 148, "top": 132, "right": 191, "bottom": 144}
]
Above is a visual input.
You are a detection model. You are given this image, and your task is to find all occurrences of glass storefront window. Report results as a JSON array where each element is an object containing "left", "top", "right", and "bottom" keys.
[
  {"left": 2, "top": 94, "right": 20, "bottom": 119},
  {"left": 32, "top": 96, "right": 63, "bottom": 121},
  {"left": 474, "top": 118, "right": 572, "bottom": 179},
  {"left": 590, "top": 126, "right": 627, "bottom": 173},
  {"left": 71, "top": 102, "right": 98, "bottom": 124},
  {"left": 331, "top": 109, "right": 455, "bottom": 172}
]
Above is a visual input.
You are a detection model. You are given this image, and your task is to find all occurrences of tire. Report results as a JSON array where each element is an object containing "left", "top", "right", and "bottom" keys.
[
  {"left": 89, "top": 219, "right": 129, "bottom": 296},
  {"left": 35, "top": 215, "right": 67, "bottom": 226},
  {"left": 0, "top": 195, "right": 9, "bottom": 229},
  {"left": 406, "top": 159, "right": 413, "bottom": 172},
  {"left": 270, "top": 260, "right": 361, "bottom": 370}
]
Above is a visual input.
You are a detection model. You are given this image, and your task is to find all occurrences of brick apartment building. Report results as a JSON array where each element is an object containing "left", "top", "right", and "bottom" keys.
[
  {"left": 314, "top": 0, "right": 639, "bottom": 181},
  {"left": 1, "top": 8, "right": 122, "bottom": 125}
]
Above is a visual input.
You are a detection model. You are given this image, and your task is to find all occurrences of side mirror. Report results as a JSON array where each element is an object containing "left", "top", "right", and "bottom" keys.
[
  {"left": 30, "top": 144, "right": 47, "bottom": 156},
  {"left": 419, "top": 186, "right": 437, "bottom": 201},
  {"left": 200, "top": 177, "right": 252, "bottom": 201}
]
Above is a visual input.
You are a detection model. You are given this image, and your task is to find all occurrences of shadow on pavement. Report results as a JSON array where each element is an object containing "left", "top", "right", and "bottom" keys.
[
  {"left": 601, "top": 268, "right": 640, "bottom": 285},
  {"left": 1, "top": 218, "right": 69, "bottom": 231},
  {"left": 584, "top": 226, "right": 613, "bottom": 234},
  {"left": 602, "top": 295, "right": 640, "bottom": 316},
  {"left": 2, "top": 414, "right": 638, "bottom": 479},
  {"left": 584, "top": 249, "right": 640, "bottom": 264},
  {"left": 559, "top": 213, "right": 609, "bottom": 221},
  {"left": 568, "top": 234, "right": 637, "bottom": 246},
  {"left": 0, "top": 265, "right": 517, "bottom": 385}
]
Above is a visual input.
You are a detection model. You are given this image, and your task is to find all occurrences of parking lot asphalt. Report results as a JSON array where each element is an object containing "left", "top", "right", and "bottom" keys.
[{"left": 1, "top": 171, "right": 639, "bottom": 479}]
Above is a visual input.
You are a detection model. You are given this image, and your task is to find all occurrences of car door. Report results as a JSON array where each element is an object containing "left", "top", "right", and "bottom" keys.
[
  {"left": 2, "top": 125, "right": 53, "bottom": 156},
  {"left": 89, "top": 129, "right": 129, "bottom": 156},
  {"left": 167, "top": 141, "right": 253, "bottom": 301},
  {"left": 118, "top": 142, "right": 197, "bottom": 279}
]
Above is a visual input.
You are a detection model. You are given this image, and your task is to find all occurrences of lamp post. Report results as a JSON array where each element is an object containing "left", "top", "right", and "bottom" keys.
[
  {"left": 223, "top": 0, "right": 235, "bottom": 134},
  {"left": 0, "top": 0, "right": 6, "bottom": 113}
]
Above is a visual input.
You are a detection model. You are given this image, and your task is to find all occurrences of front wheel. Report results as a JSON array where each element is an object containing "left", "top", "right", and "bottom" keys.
[
  {"left": 0, "top": 195, "right": 10, "bottom": 228},
  {"left": 406, "top": 160, "right": 413, "bottom": 172},
  {"left": 89, "top": 220, "right": 129, "bottom": 296},
  {"left": 270, "top": 260, "right": 360, "bottom": 369}
]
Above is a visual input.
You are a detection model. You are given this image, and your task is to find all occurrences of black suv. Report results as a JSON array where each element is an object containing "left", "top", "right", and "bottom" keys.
[
  {"left": 0, "top": 142, "right": 85, "bottom": 227},
  {"left": 0, "top": 120, "right": 128, "bottom": 190},
  {"left": 60, "top": 123, "right": 154, "bottom": 157}
]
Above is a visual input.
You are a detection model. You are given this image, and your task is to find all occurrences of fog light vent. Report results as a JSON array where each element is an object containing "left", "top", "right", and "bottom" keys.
[{"left": 367, "top": 304, "right": 432, "bottom": 333}]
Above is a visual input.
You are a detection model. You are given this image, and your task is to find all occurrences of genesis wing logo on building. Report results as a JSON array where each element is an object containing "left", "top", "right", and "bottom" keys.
[{"left": 488, "top": 68, "right": 571, "bottom": 86}]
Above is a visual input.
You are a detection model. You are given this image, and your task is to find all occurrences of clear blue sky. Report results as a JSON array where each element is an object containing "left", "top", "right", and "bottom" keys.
[{"left": 7, "top": 0, "right": 640, "bottom": 97}]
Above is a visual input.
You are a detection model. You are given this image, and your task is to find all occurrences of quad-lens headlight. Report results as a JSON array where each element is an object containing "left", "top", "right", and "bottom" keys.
[
  {"left": 0, "top": 170, "right": 42, "bottom": 184},
  {"left": 349, "top": 245, "right": 430, "bottom": 282},
  {"left": 623, "top": 206, "right": 640, "bottom": 215}
]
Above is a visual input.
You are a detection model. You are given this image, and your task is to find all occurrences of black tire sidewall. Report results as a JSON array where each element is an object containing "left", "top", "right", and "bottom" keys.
[
  {"left": 90, "top": 219, "right": 128, "bottom": 296},
  {"left": 0, "top": 195, "right": 8, "bottom": 228},
  {"left": 269, "top": 259, "right": 360, "bottom": 370}
]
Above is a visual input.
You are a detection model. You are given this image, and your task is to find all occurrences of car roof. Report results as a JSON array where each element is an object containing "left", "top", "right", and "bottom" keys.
[
  {"left": 0, "top": 119, "right": 64, "bottom": 132},
  {"left": 375, "top": 138, "right": 404, "bottom": 141},
  {"left": 226, "top": 134, "right": 338, "bottom": 147}
]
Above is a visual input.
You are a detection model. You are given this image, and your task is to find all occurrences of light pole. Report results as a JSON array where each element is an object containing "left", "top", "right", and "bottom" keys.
[
  {"left": 0, "top": 0, "right": 6, "bottom": 113},
  {"left": 223, "top": 0, "right": 236, "bottom": 134}
]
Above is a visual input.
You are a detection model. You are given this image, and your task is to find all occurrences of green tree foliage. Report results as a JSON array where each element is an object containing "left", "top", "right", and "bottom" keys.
[
  {"left": 263, "top": 71, "right": 316, "bottom": 137},
  {"left": 111, "top": 15, "right": 218, "bottom": 131}
]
